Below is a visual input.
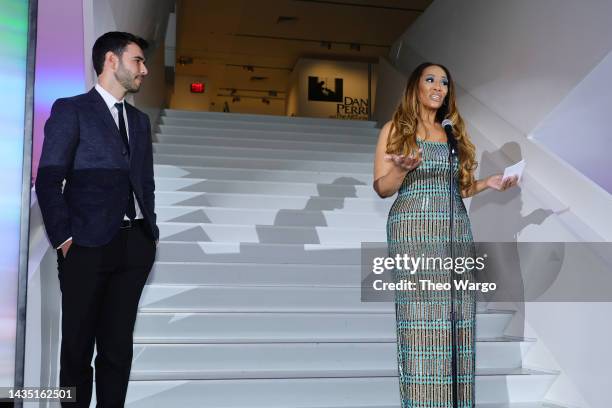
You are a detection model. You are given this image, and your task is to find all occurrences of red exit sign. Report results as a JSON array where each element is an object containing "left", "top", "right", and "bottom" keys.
[{"left": 190, "top": 82, "right": 205, "bottom": 93}]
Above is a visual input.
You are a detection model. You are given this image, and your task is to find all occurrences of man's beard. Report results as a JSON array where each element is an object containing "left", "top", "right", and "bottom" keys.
[{"left": 115, "top": 63, "right": 141, "bottom": 93}]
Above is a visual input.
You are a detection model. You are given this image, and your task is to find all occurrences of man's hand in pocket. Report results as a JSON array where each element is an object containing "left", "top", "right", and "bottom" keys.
[{"left": 60, "top": 239, "right": 73, "bottom": 258}]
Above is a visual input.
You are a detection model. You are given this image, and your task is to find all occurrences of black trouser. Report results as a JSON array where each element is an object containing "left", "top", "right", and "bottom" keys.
[{"left": 56, "top": 219, "right": 156, "bottom": 407}]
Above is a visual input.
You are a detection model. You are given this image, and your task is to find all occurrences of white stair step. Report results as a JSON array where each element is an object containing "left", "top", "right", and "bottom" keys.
[
  {"left": 154, "top": 177, "right": 378, "bottom": 199},
  {"left": 153, "top": 164, "right": 373, "bottom": 184},
  {"left": 153, "top": 143, "right": 372, "bottom": 163},
  {"left": 154, "top": 153, "right": 373, "bottom": 173},
  {"left": 156, "top": 206, "right": 386, "bottom": 228},
  {"left": 148, "top": 262, "right": 365, "bottom": 287},
  {"left": 146, "top": 262, "right": 504, "bottom": 331},
  {"left": 163, "top": 109, "right": 378, "bottom": 128},
  {"left": 158, "top": 222, "right": 386, "bottom": 244},
  {"left": 478, "top": 309, "right": 515, "bottom": 338},
  {"left": 155, "top": 242, "right": 364, "bottom": 264},
  {"left": 139, "top": 285, "right": 391, "bottom": 313},
  {"left": 125, "top": 363, "right": 556, "bottom": 404},
  {"left": 476, "top": 368, "right": 558, "bottom": 403},
  {"left": 160, "top": 116, "right": 379, "bottom": 137},
  {"left": 156, "top": 134, "right": 375, "bottom": 153},
  {"left": 129, "top": 343, "right": 539, "bottom": 379},
  {"left": 155, "top": 191, "right": 392, "bottom": 213},
  {"left": 138, "top": 286, "right": 517, "bottom": 336},
  {"left": 133, "top": 312, "right": 396, "bottom": 343},
  {"left": 479, "top": 404, "right": 567, "bottom": 408},
  {"left": 116, "top": 377, "right": 564, "bottom": 408},
  {"left": 134, "top": 311, "right": 516, "bottom": 344},
  {"left": 158, "top": 124, "right": 377, "bottom": 145}
]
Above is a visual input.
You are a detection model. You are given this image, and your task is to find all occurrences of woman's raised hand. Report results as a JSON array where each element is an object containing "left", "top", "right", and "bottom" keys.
[
  {"left": 384, "top": 148, "right": 423, "bottom": 172},
  {"left": 486, "top": 174, "right": 519, "bottom": 191}
]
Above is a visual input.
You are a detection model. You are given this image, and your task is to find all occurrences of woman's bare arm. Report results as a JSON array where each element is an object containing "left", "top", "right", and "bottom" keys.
[
  {"left": 461, "top": 175, "right": 519, "bottom": 198},
  {"left": 373, "top": 121, "right": 422, "bottom": 198}
]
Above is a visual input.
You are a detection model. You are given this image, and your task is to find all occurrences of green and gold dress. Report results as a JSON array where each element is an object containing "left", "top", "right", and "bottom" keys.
[{"left": 386, "top": 138, "right": 477, "bottom": 408}]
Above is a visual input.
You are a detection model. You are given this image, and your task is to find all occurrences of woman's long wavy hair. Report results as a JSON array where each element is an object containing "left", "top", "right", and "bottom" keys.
[{"left": 387, "top": 62, "right": 477, "bottom": 192}]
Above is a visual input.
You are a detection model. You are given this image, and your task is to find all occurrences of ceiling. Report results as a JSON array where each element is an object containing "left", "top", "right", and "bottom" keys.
[{"left": 174, "top": 0, "right": 432, "bottom": 110}]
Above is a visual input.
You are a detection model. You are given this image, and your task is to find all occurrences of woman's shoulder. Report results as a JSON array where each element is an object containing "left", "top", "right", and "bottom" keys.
[
  {"left": 376, "top": 121, "right": 394, "bottom": 146},
  {"left": 379, "top": 120, "right": 394, "bottom": 136}
]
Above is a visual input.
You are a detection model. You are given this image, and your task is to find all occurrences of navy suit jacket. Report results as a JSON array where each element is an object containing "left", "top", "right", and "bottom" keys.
[{"left": 35, "top": 88, "right": 159, "bottom": 248}]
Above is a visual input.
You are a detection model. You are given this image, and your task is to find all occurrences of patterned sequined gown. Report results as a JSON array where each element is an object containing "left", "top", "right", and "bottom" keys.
[{"left": 386, "top": 139, "right": 476, "bottom": 408}]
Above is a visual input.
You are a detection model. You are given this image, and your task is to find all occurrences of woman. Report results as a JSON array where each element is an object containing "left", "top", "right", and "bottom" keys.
[{"left": 373, "top": 62, "right": 518, "bottom": 407}]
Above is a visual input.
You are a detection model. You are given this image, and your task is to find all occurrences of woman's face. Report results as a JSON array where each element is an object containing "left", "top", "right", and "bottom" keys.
[{"left": 416, "top": 65, "right": 449, "bottom": 111}]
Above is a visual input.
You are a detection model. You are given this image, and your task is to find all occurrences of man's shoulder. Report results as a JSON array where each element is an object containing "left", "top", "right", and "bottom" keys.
[{"left": 52, "top": 90, "right": 93, "bottom": 109}]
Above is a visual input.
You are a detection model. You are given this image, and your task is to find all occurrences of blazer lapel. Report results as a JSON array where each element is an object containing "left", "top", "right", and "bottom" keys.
[
  {"left": 87, "top": 88, "right": 121, "bottom": 140},
  {"left": 125, "top": 102, "right": 138, "bottom": 158}
]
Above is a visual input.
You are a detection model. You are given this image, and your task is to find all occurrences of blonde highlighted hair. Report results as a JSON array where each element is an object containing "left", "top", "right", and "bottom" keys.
[{"left": 386, "top": 62, "right": 478, "bottom": 192}]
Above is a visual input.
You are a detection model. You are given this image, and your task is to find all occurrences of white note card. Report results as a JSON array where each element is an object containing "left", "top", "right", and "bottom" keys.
[{"left": 502, "top": 159, "right": 526, "bottom": 183}]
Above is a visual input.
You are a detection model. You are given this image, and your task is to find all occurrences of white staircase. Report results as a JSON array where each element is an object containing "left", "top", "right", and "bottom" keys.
[{"left": 119, "top": 110, "right": 563, "bottom": 407}]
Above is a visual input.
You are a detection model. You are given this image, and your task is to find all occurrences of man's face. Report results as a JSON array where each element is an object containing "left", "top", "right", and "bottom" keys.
[{"left": 114, "top": 42, "right": 148, "bottom": 93}]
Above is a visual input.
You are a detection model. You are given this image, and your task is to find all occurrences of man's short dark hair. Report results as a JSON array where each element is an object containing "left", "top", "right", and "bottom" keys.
[{"left": 92, "top": 31, "right": 148, "bottom": 76}]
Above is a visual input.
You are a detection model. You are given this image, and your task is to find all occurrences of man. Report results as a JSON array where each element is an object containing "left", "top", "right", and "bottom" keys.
[{"left": 35, "top": 31, "right": 159, "bottom": 407}]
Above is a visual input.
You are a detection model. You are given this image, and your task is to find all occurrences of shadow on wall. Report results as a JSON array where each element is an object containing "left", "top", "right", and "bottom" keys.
[{"left": 469, "top": 141, "right": 561, "bottom": 338}]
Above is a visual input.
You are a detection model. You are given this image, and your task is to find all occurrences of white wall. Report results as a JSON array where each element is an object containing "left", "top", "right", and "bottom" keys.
[
  {"left": 372, "top": 56, "right": 406, "bottom": 127},
  {"left": 401, "top": 0, "right": 612, "bottom": 136},
  {"left": 531, "top": 49, "right": 612, "bottom": 193},
  {"left": 375, "top": 1, "right": 612, "bottom": 406}
]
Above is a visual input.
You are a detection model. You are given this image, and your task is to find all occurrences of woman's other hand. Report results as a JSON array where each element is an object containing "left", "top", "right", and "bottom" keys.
[{"left": 486, "top": 174, "right": 519, "bottom": 191}]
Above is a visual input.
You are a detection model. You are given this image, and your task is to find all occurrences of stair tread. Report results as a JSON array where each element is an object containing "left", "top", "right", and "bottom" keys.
[
  {"left": 158, "top": 120, "right": 379, "bottom": 137},
  {"left": 100, "top": 377, "right": 567, "bottom": 407},
  {"left": 154, "top": 151, "right": 373, "bottom": 167},
  {"left": 129, "top": 358, "right": 558, "bottom": 380},
  {"left": 153, "top": 153, "right": 374, "bottom": 173},
  {"left": 154, "top": 142, "right": 373, "bottom": 163},
  {"left": 153, "top": 164, "right": 374, "bottom": 178},
  {"left": 155, "top": 134, "right": 376, "bottom": 152},
  {"left": 163, "top": 109, "right": 379, "bottom": 127},
  {"left": 154, "top": 175, "right": 372, "bottom": 188},
  {"left": 158, "top": 221, "right": 385, "bottom": 231},
  {"left": 156, "top": 190, "right": 385, "bottom": 201},
  {"left": 156, "top": 205, "right": 385, "bottom": 215}
]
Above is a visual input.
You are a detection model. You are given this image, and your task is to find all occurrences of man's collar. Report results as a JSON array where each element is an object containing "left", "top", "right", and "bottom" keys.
[{"left": 94, "top": 83, "right": 125, "bottom": 109}]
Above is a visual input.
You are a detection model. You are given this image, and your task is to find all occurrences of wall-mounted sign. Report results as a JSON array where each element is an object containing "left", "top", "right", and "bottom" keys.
[
  {"left": 336, "top": 96, "right": 369, "bottom": 120},
  {"left": 190, "top": 82, "right": 205, "bottom": 93},
  {"left": 308, "top": 76, "right": 343, "bottom": 102}
]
